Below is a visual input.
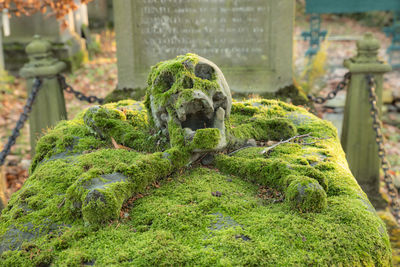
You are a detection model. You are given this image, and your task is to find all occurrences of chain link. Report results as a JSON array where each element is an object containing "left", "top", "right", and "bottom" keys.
[
  {"left": 366, "top": 74, "right": 400, "bottom": 225},
  {"left": 1, "top": 75, "right": 104, "bottom": 167},
  {"left": 0, "top": 78, "right": 43, "bottom": 167},
  {"left": 57, "top": 74, "right": 104, "bottom": 104},
  {"left": 308, "top": 72, "right": 351, "bottom": 104}
]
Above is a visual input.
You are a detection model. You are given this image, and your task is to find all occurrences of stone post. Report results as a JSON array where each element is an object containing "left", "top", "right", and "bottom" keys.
[
  {"left": 341, "top": 33, "right": 391, "bottom": 209},
  {"left": 20, "top": 35, "right": 67, "bottom": 156}
]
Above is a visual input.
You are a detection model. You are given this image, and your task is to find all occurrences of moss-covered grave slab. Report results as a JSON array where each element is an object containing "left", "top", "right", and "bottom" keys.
[{"left": 0, "top": 54, "right": 391, "bottom": 266}]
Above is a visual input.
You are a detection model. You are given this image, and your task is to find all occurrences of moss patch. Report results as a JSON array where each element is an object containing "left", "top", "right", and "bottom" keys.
[
  {"left": 0, "top": 167, "right": 391, "bottom": 266},
  {"left": 192, "top": 128, "right": 220, "bottom": 150},
  {"left": 0, "top": 96, "right": 391, "bottom": 264},
  {"left": 379, "top": 211, "right": 400, "bottom": 265},
  {"left": 233, "top": 83, "right": 312, "bottom": 107},
  {"left": 262, "top": 83, "right": 310, "bottom": 106},
  {"left": 104, "top": 87, "right": 146, "bottom": 103}
]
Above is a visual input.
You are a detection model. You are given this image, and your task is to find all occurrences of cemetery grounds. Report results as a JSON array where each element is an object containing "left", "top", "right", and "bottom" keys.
[{"left": 1, "top": 13, "right": 400, "bottom": 263}]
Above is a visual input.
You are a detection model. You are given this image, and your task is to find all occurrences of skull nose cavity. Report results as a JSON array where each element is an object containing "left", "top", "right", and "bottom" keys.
[
  {"left": 160, "top": 113, "right": 168, "bottom": 122},
  {"left": 195, "top": 63, "right": 214, "bottom": 80},
  {"left": 178, "top": 90, "right": 215, "bottom": 131},
  {"left": 155, "top": 71, "right": 175, "bottom": 92},
  {"left": 179, "top": 98, "right": 213, "bottom": 119},
  {"left": 182, "top": 76, "right": 194, "bottom": 89}
]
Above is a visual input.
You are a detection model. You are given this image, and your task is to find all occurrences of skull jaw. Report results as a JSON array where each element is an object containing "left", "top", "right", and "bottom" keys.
[
  {"left": 156, "top": 89, "right": 228, "bottom": 155},
  {"left": 165, "top": 106, "right": 227, "bottom": 156},
  {"left": 189, "top": 125, "right": 227, "bottom": 163},
  {"left": 191, "top": 107, "right": 227, "bottom": 153}
]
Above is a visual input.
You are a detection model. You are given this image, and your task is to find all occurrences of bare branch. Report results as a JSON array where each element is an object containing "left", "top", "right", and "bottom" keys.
[{"left": 260, "top": 133, "right": 330, "bottom": 156}]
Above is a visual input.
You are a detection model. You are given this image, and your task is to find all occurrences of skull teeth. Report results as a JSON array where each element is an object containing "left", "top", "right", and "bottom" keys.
[{"left": 184, "top": 128, "right": 196, "bottom": 140}]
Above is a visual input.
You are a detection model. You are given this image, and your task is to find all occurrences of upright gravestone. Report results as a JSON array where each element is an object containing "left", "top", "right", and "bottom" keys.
[
  {"left": 113, "top": 0, "right": 294, "bottom": 94},
  {"left": 0, "top": 9, "right": 8, "bottom": 71},
  {"left": 88, "top": 0, "right": 114, "bottom": 29}
]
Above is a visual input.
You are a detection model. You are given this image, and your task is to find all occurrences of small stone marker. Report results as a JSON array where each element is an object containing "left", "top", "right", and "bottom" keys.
[{"left": 113, "top": 0, "right": 294, "bottom": 94}]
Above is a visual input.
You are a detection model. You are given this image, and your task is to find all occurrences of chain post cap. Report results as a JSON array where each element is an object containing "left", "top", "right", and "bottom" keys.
[
  {"left": 20, "top": 35, "right": 66, "bottom": 77},
  {"left": 354, "top": 32, "right": 380, "bottom": 63},
  {"left": 25, "top": 35, "right": 52, "bottom": 56},
  {"left": 357, "top": 32, "right": 380, "bottom": 52}
]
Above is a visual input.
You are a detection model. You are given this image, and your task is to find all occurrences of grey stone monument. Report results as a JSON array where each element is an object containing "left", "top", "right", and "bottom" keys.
[
  {"left": 113, "top": 0, "right": 294, "bottom": 94},
  {"left": 88, "top": 0, "right": 114, "bottom": 28},
  {"left": 3, "top": 6, "right": 87, "bottom": 73}
]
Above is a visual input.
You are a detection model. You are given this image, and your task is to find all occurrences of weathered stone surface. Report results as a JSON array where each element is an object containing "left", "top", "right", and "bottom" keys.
[
  {"left": 113, "top": 0, "right": 294, "bottom": 94},
  {"left": 147, "top": 55, "right": 230, "bottom": 153},
  {"left": 36, "top": 137, "right": 81, "bottom": 168},
  {"left": 0, "top": 222, "right": 66, "bottom": 255},
  {"left": 209, "top": 212, "right": 240, "bottom": 230},
  {"left": 87, "top": 0, "right": 113, "bottom": 29},
  {"left": 0, "top": 55, "right": 391, "bottom": 266},
  {"left": 83, "top": 173, "right": 128, "bottom": 191},
  {"left": 286, "top": 112, "right": 315, "bottom": 126}
]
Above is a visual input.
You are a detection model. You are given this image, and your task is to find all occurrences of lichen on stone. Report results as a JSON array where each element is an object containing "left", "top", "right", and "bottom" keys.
[{"left": 0, "top": 54, "right": 392, "bottom": 266}]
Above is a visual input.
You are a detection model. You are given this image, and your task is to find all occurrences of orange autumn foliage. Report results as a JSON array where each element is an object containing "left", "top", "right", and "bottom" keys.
[{"left": 0, "top": 0, "right": 93, "bottom": 28}]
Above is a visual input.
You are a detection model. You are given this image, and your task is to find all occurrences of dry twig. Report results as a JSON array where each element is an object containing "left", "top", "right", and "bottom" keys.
[{"left": 260, "top": 133, "right": 331, "bottom": 156}]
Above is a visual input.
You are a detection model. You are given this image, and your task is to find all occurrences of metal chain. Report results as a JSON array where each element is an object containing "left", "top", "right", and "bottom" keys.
[
  {"left": 57, "top": 74, "right": 104, "bottom": 104},
  {"left": 366, "top": 74, "right": 400, "bottom": 224},
  {"left": 0, "top": 78, "right": 43, "bottom": 167},
  {"left": 308, "top": 72, "right": 351, "bottom": 104}
]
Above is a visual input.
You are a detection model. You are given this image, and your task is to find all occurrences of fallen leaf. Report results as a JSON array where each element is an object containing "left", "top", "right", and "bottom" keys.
[{"left": 110, "top": 137, "right": 131, "bottom": 151}]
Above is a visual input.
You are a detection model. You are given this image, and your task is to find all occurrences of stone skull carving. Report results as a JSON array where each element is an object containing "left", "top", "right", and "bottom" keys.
[{"left": 145, "top": 54, "right": 232, "bottom": 152}]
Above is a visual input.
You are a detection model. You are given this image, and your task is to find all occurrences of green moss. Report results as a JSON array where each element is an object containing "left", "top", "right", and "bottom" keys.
[
  {"left": 192, "top": 128, "right": 220, "bottom": 150},
  {"left": 286, "top": 176, "right": 327, "bottom": 212},
  {"left": 228, "top": 117, "right": 297, "bottom": 141},
  {"left": 62, "top": 147, "right": 190, "bottom": 225},
  {"left": 167, "top": 117, "right": 185, "bottom": 147},
  {"left": 232, "top": 84, "right": 312, "bottom": 107},
  {"left": 378, "top": 211, "right": 400, "bottom": 265},
  {"left": 261, "top": 83, "right": 311, "bottom": 107},
  {"left": 0, "top": 82, "right": 392, "bottom": 265},
  {"left": 0, "top": 167, "right": 391, "bottom": 266},
  {"left": 104, "top": 87, "right": 146, "bottom": 103}
]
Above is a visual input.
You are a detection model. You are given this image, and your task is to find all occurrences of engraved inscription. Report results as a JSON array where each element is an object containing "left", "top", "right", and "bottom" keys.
[{"left": 134, "top": 0, "right": 271, "bottom": 69}]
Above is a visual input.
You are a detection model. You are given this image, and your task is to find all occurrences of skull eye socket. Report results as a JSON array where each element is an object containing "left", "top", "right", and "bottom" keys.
[
  {"left": 194, "top": 63, "right": 215, "bottom": 80},
  {"left": 182, "top": 76, "right": 194, "bottom": 89},
  {"left": 154, "top": 71, "right": 175, "bottom": 92},
  {"left": 212, "top": 92, "right": 227, "bottom": 109}
]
